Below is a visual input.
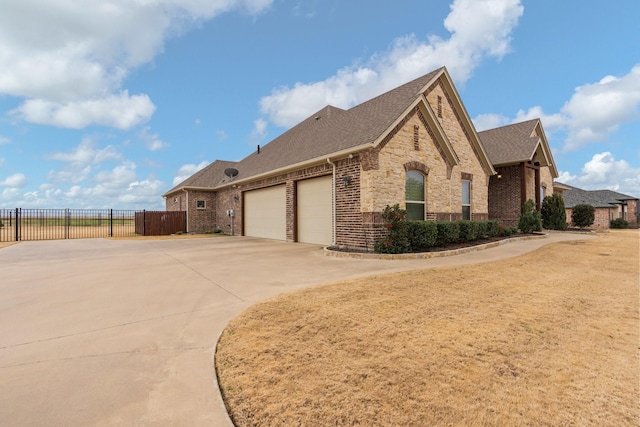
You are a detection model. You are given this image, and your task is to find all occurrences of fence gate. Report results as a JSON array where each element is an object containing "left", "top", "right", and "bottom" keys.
[{"left": 135, "top": 210, "right": 187, "bottom": 236}]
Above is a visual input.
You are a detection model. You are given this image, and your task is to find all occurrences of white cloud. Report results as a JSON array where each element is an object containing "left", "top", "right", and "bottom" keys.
[
  {"left": 0, "top": 173, "right": 27, "bottom": 188},
  {"left": 172, "top": 160, "right": 210, "bottom": 186},
  {"left": 0, "top": 136, "right": 10, "bottom": 145},
  {"left": 472, "top": 113, "right": 510, "bottom": 132},
  {"left": 250, "top": 118, "right": 268, "bottom": 141},
  {"left": 484, "top": 65, "right": 640, "bottom": 151},
  {"left": 559, "top": 152, "right": 640, "bottom": 196},
  {"left": 8, "top": 161, "right": 167, "bottom": 209},
  {"left": 260, "top": 0, "right": 523, "bottom": 127},
  {"left": 561, "top": 64, "right": 640, "bottom": 150},
  {"left": 0, "top": 0, "right": 273, "bottom": 129},
  {"left": 138, "top": 126, "right": 169, "bottom": 151},
  {"left": 216, "top": 129, "right": 228, "bottom": 141},
  {"left": 12, "top": 92, "right": 156, "bottom": 130},
  {"left": 47, "top": 138, "right": 122, "bottom": 165}
]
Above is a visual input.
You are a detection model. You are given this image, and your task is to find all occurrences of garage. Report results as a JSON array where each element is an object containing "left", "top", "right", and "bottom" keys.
[
  {"left": 244, "top": 185, "right": 286, "bottom": 240},
  {"left": 297, "top": 175, "right": 333, "bottom": 245}
]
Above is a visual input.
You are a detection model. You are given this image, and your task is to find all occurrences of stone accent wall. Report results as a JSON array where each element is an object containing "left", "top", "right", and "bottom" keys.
[{"left": 424, "top": 80, "right": 489, "bottom": 217}]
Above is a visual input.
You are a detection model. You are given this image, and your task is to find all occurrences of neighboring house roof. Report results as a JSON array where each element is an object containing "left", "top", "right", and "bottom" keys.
[
  {"left": 164, "top": 66, "right": 497, "bottom": 196},
  {"left": 559, "top": 183, "right": 639, "bottom": 208},
  {"left": 478, "top": 119, "right": 559, "bottom": 178},
  {"left": 164, "top": 160, "right": 238, "bottom": 196}
]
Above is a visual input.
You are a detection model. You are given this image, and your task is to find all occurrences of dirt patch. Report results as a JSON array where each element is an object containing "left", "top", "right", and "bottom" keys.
[{"left": 216, "top": 230, "right": 639, "bottom": 426}]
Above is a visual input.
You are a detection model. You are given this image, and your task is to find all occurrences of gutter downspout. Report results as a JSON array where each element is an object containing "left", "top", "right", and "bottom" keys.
[
  {"left": 183, "top": 188, "right": 189, "bottom": 233},
  {"left": 327, "top": 158, "right": 337, "bottom": 246}
]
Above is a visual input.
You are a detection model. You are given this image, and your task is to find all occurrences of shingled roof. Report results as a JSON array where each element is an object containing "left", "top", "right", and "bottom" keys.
[
  {"left": 560, "top": 183, "right": 639, "bottom": 208},
  {"left": 226, "top": 68, "right": 444, "bottom": 183},
  {"left": 165, "top": 66, "right": 496, "bottom": 196},
  {"left": 164, "top": 160, "right": 237, "bottom": 196}
]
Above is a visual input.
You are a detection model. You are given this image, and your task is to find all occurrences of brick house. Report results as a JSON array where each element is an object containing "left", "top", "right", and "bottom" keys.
[
  {"left": 477, "top": 119, "right": 559, "bottom": 227},
  {"left": 163, "top": 66, "right": 559, "bottom": 249},
  {"left": 560, "top": 184, "right": 639, "bottom": 228}
]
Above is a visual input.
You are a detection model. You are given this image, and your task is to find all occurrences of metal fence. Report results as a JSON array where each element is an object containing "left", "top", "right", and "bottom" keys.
[{"left": 0, "top": 208, "right": 140, "bottom": 242}]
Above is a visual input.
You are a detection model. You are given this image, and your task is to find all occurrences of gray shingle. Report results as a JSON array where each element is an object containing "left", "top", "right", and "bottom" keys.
[
  {"left": 164, "top": 160, "right": 238, "bottom": 196},
  {"left": 478, "top": 119, "right": 540, "bottom": 165},
  {"left": 559, "top": 183, "right": 639, "bottom": 208},
  {"left": 225, "top": 68, "right": 444, "bottom": 183}
]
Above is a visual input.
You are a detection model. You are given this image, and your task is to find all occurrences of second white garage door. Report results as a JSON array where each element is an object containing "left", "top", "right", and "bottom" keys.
[
  {"left": 244, "top": 185, "right": 286, "bottom": 240},
  {"left": 297, "top": 175, "right": 333, "bottom": 245}
]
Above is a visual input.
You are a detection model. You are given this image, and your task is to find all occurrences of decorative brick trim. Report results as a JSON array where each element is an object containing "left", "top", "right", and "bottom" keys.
[
  {"left": 461, "top": 172, "right": 473, "bottom": 181},
  {"left": 416, "top": 106, "right": 453, "bottom": 169},
  {"left": 403, "top": 161, "right": 430, "bottom": 175}
]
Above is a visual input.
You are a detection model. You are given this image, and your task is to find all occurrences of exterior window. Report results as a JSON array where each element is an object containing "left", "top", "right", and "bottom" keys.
[
  {"left": 196, "top": 200, "right": 206, "bottom": 209},
  {"left": 541, "top": 185, "right": 546, "bottom": 201},
  {"left": 462, "top": 180, "right": 471, "bottom": 220},
  {"left": 406, "top": 170, "right": 425, "bottom": 221}
]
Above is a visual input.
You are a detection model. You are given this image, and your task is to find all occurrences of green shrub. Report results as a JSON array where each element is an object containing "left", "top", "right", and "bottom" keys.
[
  {"left": 498, "top": 224, "right": 518, "bottom": 237},
  {"left": 213, "top": 228, "right": 223, "bottom": 234},
  {"left": 541, "top": 194, "right": 567, "bottom": 230},
  {"left": 458, "top": 220, "right": 479, "bottom": 242},
  {"left": 519, "top": 199, "right": 542, "bottom": 234},
  {"left": 610, "top": 218, "right": 629, "bottom": 229},
  {"left": 406, "top": 220, "right": 438, "bottom": 251},
  {"left": 436, "top": 221, "right": 460, "bottom": 245},
  {"left": 571, "top": 204, "right": 595, "bottom": 229},
  {"left": 485, "top": 220, "right": 500, "bottom": 237},
  {"left": 475, "top": 221, "right": 488, "bottom": 239},
  {"left": 374, "top": 204, "right": 410, "bottom": 254}
]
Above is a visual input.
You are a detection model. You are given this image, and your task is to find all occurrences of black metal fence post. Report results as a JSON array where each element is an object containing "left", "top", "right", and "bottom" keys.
[
  {"left": 15, "top": 208, "right": 19, "bottom": 241},
  {"left": 109, "top": 209, "right": 113, "bottom": 237},
  {"left": 143, "top": 209, "right": 146, "bottom": 236}
]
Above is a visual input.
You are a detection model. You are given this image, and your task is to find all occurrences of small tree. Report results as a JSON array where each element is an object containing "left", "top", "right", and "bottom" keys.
[
  {"left": 518, "top": 199, "right": 542, "bottom": 234},
  {"left": 541, "top": 194, "right": 567, "bottom": 230},
  {"left": 374, "top": 204, "right": 410, "bottom": 254},
  {"left": 571, "top": 204, "right": 595, "bottom": 229}
]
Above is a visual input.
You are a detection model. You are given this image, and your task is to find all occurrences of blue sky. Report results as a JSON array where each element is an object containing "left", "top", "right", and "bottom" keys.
[{"left": 1, "top": 0, "right": 638, "bottom": 209}]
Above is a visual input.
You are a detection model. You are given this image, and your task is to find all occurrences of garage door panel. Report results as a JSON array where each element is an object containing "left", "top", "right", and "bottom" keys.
[
  {"left": 244, "top": 185, "right": 286, "bottom": 240},
  {"left": 297, "top": 176, "right": 333, "bottom": 245}
]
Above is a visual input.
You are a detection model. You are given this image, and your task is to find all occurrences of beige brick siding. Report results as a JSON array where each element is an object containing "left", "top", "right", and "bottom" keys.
[{"left": 360, "top": 83, "right": 490, "bottom": 227}]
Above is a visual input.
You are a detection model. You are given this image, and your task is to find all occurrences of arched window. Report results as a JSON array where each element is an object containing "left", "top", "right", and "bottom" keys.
[{"left": 405, "top": 170, "right": 425, "bottom": 221}]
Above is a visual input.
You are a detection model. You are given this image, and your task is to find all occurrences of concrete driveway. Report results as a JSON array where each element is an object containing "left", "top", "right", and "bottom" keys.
[{"left": 0, "top": 233, "right": 592, "bottom": 426}]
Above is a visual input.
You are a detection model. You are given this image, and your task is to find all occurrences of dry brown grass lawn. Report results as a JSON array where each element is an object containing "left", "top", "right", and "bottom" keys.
[{"left": 216, "top": 230, "right": 640, "bottom": 426}]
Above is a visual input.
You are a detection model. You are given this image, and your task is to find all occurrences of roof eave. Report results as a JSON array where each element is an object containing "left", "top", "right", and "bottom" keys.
[{"left": 213, "top": 144, "right": 371, "bottom": 190}]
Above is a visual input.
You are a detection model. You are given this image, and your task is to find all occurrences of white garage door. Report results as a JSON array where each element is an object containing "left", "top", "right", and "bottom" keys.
[
  {"left": 244, "top": 185, "right": 286, "bottom": 240},
  {"left": 297, "top": 175, "right": 333, "bottom": 245}
]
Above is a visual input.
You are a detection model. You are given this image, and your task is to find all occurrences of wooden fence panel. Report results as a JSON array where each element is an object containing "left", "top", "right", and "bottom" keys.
[{"left": 135, "top": 211, "right": 186, "bottom": 236}]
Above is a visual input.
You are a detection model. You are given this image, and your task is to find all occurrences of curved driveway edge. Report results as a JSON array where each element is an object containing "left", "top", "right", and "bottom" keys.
[{"left": 0, "top": 232, "right": 594, "bottom": 426}]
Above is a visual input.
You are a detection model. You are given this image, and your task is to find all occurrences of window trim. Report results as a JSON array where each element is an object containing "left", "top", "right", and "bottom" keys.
[
  {"left": 196, "top": 200, "right": 206, "bottom": 209},
  {"left": 406, "top": 170, "right": 426, "bottom": 221},
  {"left": 462, "top": 179, "right": 471, "bottom": 221}
]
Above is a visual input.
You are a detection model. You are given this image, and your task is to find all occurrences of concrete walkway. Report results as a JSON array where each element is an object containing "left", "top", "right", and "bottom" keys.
[{"left": 0, "top": 232, "right": 594, "bottom": 426}]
